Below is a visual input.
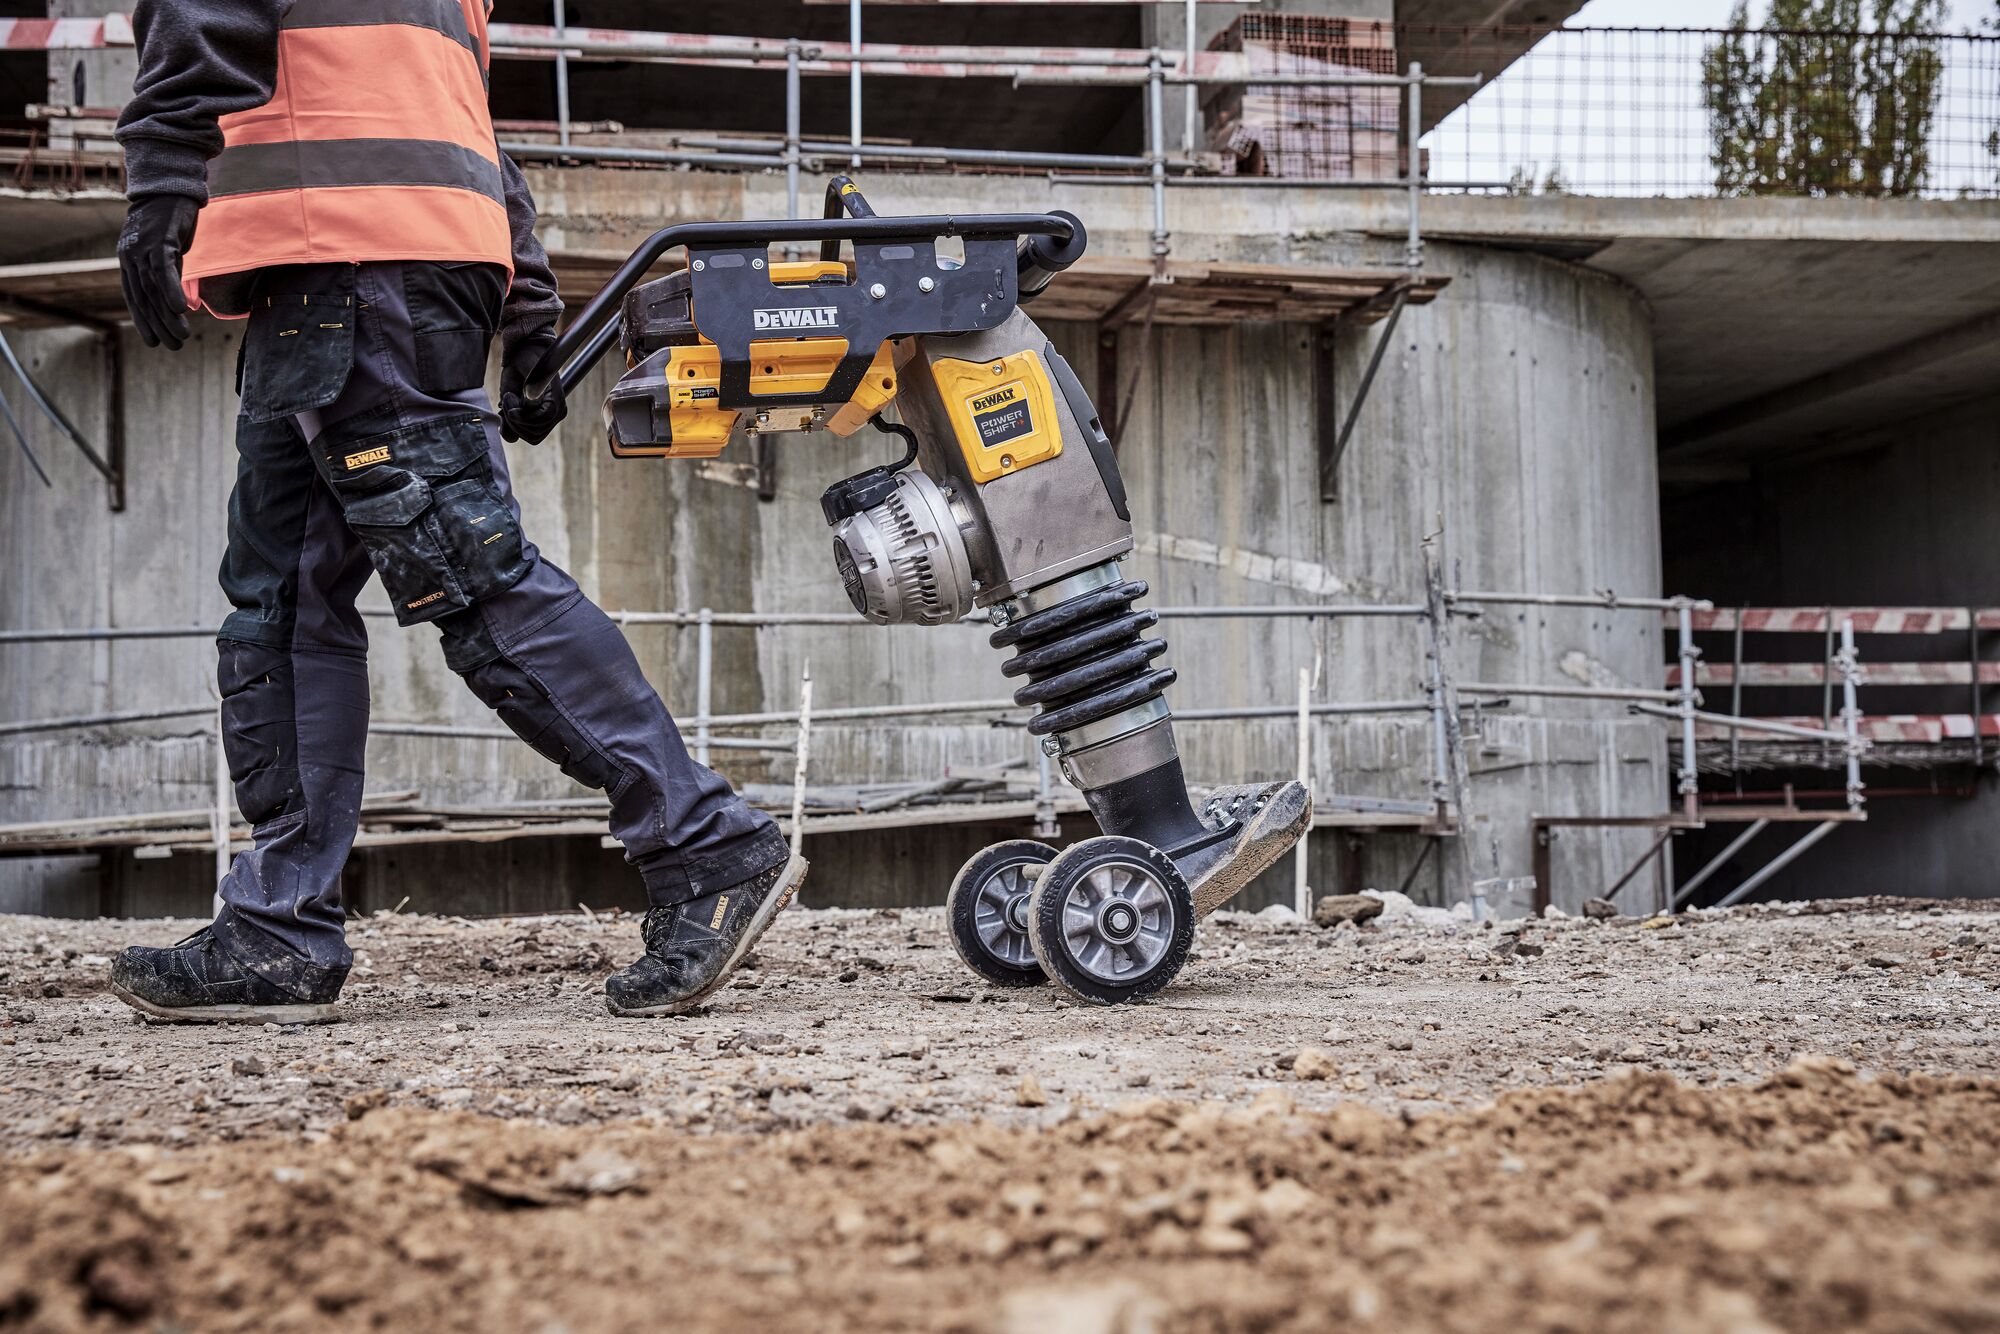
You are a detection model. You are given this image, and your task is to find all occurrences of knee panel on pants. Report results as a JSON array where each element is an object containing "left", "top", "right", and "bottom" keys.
[
  {"left": 461, "top": 658, "right": 633, "bottom": 797},
  {"left": 314, "top": 415, "right": 531, "bottom": 626},
  {"left": 218, "top": 641, "right": 302, "bottom": 827}
]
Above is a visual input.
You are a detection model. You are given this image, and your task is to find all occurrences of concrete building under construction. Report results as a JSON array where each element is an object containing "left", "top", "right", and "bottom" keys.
[{"left": 2, "top": 1, "right": 1997, "bottom": 919}]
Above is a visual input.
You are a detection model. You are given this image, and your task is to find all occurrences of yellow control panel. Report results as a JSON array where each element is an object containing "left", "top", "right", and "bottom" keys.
[
  {"left": 929, "top": 350, "right": 1062, "bottom": 484},
  {"left": 614, "top": 338, "right": 899, "bottom": 460},
  {"left": 609, "top": 255, "right": 901, "bottom": 460}
]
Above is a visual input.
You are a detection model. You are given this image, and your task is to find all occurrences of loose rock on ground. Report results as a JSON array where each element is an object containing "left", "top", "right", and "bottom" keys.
[{"left": 0, "top": 897, "right": 1995, "bottom": 1330}]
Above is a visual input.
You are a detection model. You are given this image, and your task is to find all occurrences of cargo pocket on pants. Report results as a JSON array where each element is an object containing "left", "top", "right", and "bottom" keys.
[
  {"left": 321, "top": 416, "right": 530, "bottom": 625},
  {"left": 405, "top": 261, "right": 506, "bottom": 394},
  {"left": 429, "top": 477, "right": 531, "bottom": 602},
  {"left": 341, "top": 476, "right": 469, "bottom": 625},
  {"left": 239, "top": 289, "right": 357, "bottom": 423}
]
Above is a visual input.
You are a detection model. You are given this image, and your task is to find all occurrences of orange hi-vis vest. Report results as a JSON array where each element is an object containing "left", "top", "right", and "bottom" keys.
[{"left": 181, "top": 0, "right": 513, "bottom": 316}]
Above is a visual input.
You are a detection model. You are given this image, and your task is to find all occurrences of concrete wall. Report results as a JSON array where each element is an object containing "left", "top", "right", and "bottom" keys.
[
  {"left": 1, "top": 169, "right": 1668, "bottom": 918},
  {"left": 1664, "top": 392, "right": 2000, "bottom": 902}
]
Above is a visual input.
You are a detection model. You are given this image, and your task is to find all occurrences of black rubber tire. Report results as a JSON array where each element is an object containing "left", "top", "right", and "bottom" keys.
[
  {"left": 945, "top": 839, "right": 1057, "bottom": 987},
  {"left": 1027, "top": 835, "right": 1194, "bottom": 1006}
]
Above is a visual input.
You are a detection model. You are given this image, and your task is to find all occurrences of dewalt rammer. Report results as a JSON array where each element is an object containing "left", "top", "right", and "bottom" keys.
[{"left": 529, "top": 180, "right": 1311, "bottom": 1005}]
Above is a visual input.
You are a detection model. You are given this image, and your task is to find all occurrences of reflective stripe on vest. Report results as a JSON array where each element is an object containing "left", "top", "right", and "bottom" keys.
[{"left": 181, "top": 0, "right": 511, "bottom": 316}]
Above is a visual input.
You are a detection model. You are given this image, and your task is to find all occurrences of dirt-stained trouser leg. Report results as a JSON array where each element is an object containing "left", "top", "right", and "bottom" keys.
[{"left": 212, "top": 260, "right": 785, "bottom": 995}]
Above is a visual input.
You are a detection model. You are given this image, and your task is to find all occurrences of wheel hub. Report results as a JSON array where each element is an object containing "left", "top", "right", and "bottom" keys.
[
  {"left": 1096, "top": 900, "right": 1140, "bottom": 944},
  {"left": 1061, "top": 857, "right": 1176, "bottom": 984},
  {"left": 971, "top": 860, "right": 1039, "bottom": 968}
]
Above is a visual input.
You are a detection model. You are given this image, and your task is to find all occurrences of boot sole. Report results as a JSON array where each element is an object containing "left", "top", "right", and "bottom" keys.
[
  {"left": 111, "top": 983, "right": 340, "bottom": 1026},
  {"left": 1188, "top": 780, "right": 1314, "bottom": 919},
  {"left": 605, "top": 853, "right": 808, "bottom": 1018}
]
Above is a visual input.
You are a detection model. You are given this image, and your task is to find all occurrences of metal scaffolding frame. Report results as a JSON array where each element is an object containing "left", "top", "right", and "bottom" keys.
[
  {"left": 487, "top": 17, "right": 1489, "bottom": 279},
  {"left": 3, "top": 575, "right": 1877, "bottom": 914}
]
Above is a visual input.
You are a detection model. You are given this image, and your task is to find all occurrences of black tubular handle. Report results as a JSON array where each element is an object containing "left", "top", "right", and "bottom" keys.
[
  {"left": 524, "top": 211, "right": 1080, "bottom": 402},
  {"left": 820, "top": 176, "right": 876, "bottom": 263}
]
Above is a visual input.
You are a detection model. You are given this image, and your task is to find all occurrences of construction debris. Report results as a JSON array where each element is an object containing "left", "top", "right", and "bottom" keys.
[
  {"left": 1311, "top": 894, "right": 1384, "bottom": 928},
  {"left": 2, "top": 1053, "right": 1995, "bottom": 1331},
  {"left": 1, "top": 897, "right": 1996, "bottom": 1327}
]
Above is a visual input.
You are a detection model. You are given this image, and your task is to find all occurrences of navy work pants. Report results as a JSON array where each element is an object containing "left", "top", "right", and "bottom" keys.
[{"left": 210, "top": 260, "right": 785, "bottom": 998}]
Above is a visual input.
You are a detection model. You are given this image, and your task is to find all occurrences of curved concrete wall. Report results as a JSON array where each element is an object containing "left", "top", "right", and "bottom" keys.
[{"left": 0, "top": 171, "right": 1665, "bottom": 914}]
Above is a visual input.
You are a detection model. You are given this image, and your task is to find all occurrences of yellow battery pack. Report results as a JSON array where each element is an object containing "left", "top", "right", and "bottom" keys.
[{"left": 930, "top": 350, "right": 1062, "bottom": 484}]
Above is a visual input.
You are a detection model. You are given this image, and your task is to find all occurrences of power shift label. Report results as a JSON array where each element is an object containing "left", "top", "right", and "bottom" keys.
[
  {"left": 930, "top": 351, "right": 1061, "bottom": 483},
  {"left": 968, "top": 382, "right": 1034, "bottom": 448}
]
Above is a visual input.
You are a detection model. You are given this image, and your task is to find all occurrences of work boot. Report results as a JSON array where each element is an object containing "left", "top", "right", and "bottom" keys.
[
  {"left": 604, "top": 853, "right": 809, "bottom": 1017},
  {"left": 109, "top": 927, "right": 343, "bottom": 1025},
  {"left": 1180, "top": 780, "right": 1315, "bottom": 918}
]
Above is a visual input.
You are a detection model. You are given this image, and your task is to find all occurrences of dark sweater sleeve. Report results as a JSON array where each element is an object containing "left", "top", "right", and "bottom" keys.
[
  {"left": 114, "top": 0, "right": 287, "bottom": 203},
  {"left": 500, "top": 152, "right": 564, "bottom": 341}
]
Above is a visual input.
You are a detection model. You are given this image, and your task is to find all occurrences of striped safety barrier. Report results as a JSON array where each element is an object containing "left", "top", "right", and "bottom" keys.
[
  {"left": 1675, "top": 607, "right": 2000, "bottom": 634},
  {"left": 1690, "top": 715, "right": 2000, "bottom": 743},
  {"left": 0, "top": 16, "right": 130, "bottom": 48},
  {"left": 1670, "top": 662, "right": 2000, "bottom": 687}
]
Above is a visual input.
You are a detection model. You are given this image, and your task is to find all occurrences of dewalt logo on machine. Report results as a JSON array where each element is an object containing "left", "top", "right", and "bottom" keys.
[
  {"left": 968, "top": 381, "right": 1033, "bottom": 448},
  {"left": 753, "top": 306, "right": 840, "bottom": 331}
]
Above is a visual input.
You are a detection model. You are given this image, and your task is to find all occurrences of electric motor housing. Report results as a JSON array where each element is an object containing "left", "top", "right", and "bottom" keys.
[{"left": 829, "top": 470, "right": 976, "bottom": 625}]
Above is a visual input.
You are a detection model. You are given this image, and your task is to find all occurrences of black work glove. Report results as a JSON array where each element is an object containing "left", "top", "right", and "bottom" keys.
[
  {"left": 116, "top": 194, "right": 200, "bottom": 351},
  {"left": 499, "top": 327, "right": 567, "bottom": 445}
]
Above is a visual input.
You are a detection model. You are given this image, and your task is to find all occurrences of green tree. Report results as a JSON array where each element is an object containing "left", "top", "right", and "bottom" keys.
[{"left": 1703, "top": 0, "right": 1947, "bottom": 197}]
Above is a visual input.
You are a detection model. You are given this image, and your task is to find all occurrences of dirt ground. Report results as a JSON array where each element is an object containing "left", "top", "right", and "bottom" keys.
[{"left": 2, "top": 896, "right": 1997, "bottom": 1331}]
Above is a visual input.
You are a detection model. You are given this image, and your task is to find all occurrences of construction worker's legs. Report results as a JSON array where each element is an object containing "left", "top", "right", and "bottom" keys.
[
  {"left": 251, "top": 261, "right": 783, "bottom": 918},
  {"left": 210, "top": 413, "right": 374, "bottom": 997}
]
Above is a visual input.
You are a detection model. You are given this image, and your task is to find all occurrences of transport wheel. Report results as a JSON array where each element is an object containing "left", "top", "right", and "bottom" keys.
[
  {"left": 1027, "top": 835, "right": 1193, "bottom": 1006},
  {"left": 946, "top": 839, "right": 1057, "bottom": 987}
]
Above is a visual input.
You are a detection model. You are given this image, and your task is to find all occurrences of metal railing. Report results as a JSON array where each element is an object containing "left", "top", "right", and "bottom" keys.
[
  {"left": 1, "top": 596, "right": 1473, "bottom": 911},
  {"left": 22, "top": 18, "right": 1999, "bottom": 204},
  {"left": 5, "top": 571, "right": 1854, "bottom": 913},
  {"left": 491, "top": 19, "right": 2000, "bottom": 204},
  {"left": 487, "top": 18, "right": 1488, "bottom": 276},
  {"left": 8, "top": 598, "right": 1903, "bottom": 924}
]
